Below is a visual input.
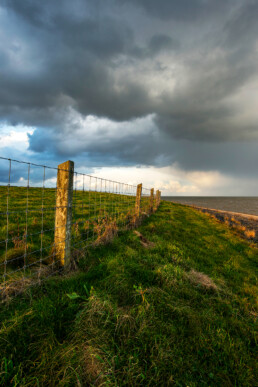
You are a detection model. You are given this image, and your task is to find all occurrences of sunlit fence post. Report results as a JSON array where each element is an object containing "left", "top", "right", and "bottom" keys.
[
  {"left": 155, "top": 190, "right": 159, "bottom": 211},
  {"left": 149, "top": 188, "right": 154, "bottom": 214},
  {"left": 158, "top": 190, "right": 161, "bottom": 206},
  {"left": 54, "top": 160, "right": 74, "bottom": 267},
  {"left": 157, "top": 190, "right": 161, "bottom": 208},
  {"left": 135, "top": 183, "right": 142, "bottom": 217}
]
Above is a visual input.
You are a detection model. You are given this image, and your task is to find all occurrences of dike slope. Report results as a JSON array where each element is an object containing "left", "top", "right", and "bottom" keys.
[{"left": 0, "top": 201, "right": 257, "bottom": 386}]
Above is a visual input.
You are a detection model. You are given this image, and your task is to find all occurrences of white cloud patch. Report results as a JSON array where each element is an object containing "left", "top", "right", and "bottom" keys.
[{"left": 0, "top": 123, "right": 34, "bottom": 153}]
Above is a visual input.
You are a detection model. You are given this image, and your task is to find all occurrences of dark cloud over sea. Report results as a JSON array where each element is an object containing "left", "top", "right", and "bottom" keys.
[{"left": 0, "top": 0, "right": 258, "bottom": 191}]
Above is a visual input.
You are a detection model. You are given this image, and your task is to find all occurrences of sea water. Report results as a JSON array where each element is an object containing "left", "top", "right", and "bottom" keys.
[{"left": 162, "top": 197, "right": 258, "bottom": 216}]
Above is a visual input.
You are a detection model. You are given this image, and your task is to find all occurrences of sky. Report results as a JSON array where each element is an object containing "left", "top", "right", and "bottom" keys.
[{"left": 0, "top": 0, "right": 258, "bottom": 195}]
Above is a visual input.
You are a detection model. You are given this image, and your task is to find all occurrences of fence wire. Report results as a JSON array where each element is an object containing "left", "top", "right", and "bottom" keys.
[{"left": 0, "top": 157, "right": 160, "bottom": 299}]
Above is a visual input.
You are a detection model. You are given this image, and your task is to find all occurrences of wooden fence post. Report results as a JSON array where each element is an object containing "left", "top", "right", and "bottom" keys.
[
  {"left": 135, "top": 183, "right": 142, "bottom": 217},
  {"left": 54, "top": 160, "right": 74, "bottom": 266},
  {"left": 157, "top": 190, "right": 161, "bottom": 207},
  {"left": 155, "top": 190, "right": 159, "bottom": 211},
  {"left": 149, "top": 188, "right": 154, "bottom": 214}
]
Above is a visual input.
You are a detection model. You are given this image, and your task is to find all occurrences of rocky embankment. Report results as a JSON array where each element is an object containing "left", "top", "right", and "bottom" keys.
[{"left": 193, "top": 206, "right": 258, "bottom": 244}]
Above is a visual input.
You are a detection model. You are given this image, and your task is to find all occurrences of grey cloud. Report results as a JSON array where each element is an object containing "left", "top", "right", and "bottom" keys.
[
  {"left": 149, "top": 34, "right": 179, "bottom": 53},
  {"left": 223, "top": 1, "right": 258, "bottom": 49},
  {"left": 1, "top": 1, "right": 153, "bottom": 122},
  {"left": 27, "top": 116, "right": 258, "bottom": 179},
  {"left": 28, "top": 115, "right": 160, "bottom": 166},
  {"left": 120, "top": 0, "right": 237, "bottom": 21},
  {"left": 53, "top": 15, "right": 134, "bottom": 59},
  {"left": 3, "top": 0, "right": 46, "bottom": 26},
  {"left": 131, "top": 34, "right": 180, "bottom": 58},
  {"left": 0, "top": 0, "right": 258, "bottom": 183}
]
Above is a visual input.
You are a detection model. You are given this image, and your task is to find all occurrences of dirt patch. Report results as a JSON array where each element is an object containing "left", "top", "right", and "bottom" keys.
[
  {"left": 134, "top": 231, "right": 155, "bottom": 248},
  {"left": 187, "top": 269, "right": 218, "bottom": 290}
]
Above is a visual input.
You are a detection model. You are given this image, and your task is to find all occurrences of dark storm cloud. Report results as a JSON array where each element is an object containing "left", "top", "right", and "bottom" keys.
[
  {"left": 223, "top": 1, "right": 258, "bottom": 49},
  {"left": 1, "top": 0, "right": 154, "bottom": 122},
  {"left": 131, "top": 34, "right": 180, "bottom": 59},
  {"left": 120, "top": 0, "right": 235, "bottom": 21},
  {"left": 0, "top": 0, "right": 258, "bottom": 180},
  {"left": 149, "top": 34, "right": 179, "bottom": 53},
  {"left": 26, "top": 115, "right": 258, "bottom": 179},
  {"left": 28, "top": 125, "right": 159, "bottom": 165}
]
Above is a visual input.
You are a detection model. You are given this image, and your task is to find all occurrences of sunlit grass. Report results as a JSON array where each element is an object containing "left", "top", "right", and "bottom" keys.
[
  {"left": 0, "top": 201, "right": 257, "bottom": 386},
  {"left": 0, "top": 186, "right": 151, "bottom": 282}
]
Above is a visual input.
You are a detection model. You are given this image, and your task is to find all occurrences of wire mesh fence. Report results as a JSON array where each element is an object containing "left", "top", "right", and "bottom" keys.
[{"left": 0, "top": 157, "right": 161, "bottom": 299}]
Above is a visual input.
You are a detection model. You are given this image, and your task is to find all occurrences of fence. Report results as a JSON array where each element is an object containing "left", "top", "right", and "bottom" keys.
[{"left": 0, "top": 157, "right": 161, "bottom": 298}]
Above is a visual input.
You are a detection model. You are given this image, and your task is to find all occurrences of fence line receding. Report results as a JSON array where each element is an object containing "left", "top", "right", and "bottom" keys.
[{"left": 0, "top": 157, "right": 161, "bottom": 298}]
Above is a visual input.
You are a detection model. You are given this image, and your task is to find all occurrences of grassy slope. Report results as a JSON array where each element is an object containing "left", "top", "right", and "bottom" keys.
[
  {"left": 0, "top": 186, "right": 142, "bottom": 276},
  {"left": 0, "top": 201, "right": 257, "bottom": 386}
]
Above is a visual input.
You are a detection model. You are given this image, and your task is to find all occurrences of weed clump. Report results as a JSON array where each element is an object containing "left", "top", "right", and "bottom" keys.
[
  {"left": 187, "top": 269, "right": 218, "bottom": 291},
  {"left": 244, "top": 229, "right": 256, "bottom": 239},
  {"left": 94, "top": 218, "right": 118, "bottom": 246},
  {"left": 133, "top": 230, "right": 155, "bottom": 248}
]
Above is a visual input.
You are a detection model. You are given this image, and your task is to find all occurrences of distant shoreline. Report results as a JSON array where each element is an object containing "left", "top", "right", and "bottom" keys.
[
  {"left": 165, "top": 201, "right": 258, "bottom": 244},
  {"left": 162, "top": 196, "right": 258, "bottom": 217},
  {"left": 183, "top": 204, "right": 258, "bottom": 221}
]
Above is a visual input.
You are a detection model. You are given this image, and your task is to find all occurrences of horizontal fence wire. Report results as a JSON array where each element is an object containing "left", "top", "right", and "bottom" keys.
[{"left": 0, "top": 156, "right": 161, "bottom": 299}]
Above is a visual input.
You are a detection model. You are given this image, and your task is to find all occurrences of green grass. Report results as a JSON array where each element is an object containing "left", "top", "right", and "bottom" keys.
[
  {"left": 0, "top": 186, "right": 151, "bottom": 281},
  {"left": 0, "top": 201, "right": 257, "bottom": 386}
]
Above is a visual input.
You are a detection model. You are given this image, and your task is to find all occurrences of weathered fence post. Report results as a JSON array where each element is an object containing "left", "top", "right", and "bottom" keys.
[
  {"left": 54, "top": 160, "right": 74, "bottom": 266},
  {"left": 135, "top": 183, "right": 142, "bottom": 217},
  {"left": 156, "top": 190, "right": 161, "bottom": 207},
  {"left": 157, "top": 190, "right": 161, "bottom": 207},
  {"left": 155, "top": 190, "right": 159, "bottom": 211},
  {"left": 149, "top": 188, "right": 154, "bottom": 214}
]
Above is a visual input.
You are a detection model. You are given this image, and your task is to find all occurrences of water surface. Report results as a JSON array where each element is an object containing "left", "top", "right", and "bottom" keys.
[{"left": 162, "top": 197, "right": 258, "bottom": 216}]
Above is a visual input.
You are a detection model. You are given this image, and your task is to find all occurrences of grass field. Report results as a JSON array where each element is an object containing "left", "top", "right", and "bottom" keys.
[
  {"left": 0, "top": 186, "right": 151, "bottom": 283},
  {"left": 0, "top": 201, "right": 257, "bottom": 386}
]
